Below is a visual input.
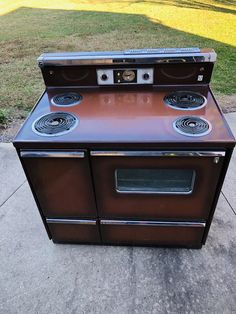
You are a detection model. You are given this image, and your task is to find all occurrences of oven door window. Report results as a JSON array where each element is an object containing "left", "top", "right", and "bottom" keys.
[{"left": 115, "top": 169, "right": 195, "bottom": 194}]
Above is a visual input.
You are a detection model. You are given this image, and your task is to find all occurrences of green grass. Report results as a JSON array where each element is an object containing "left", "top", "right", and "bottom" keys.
[
  {"left": 0, "top": 109, "right": 9, "bottom": 124},
  {"left": 0, "top": 1, "right": 235, "bottom": 122}
]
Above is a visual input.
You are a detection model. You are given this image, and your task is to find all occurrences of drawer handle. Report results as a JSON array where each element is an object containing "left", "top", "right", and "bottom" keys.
[
  {"left": 100, "top": 220, "right": 206, "bottom": 227},
  {"left": 91, "top": 151, "right": 225, "bottom": 157},
  {"left": 20, "top": 151, "right": 85, "bottom": 158},
  {"left": 46, "top": 219, "right": 96, "bottom": 225}
]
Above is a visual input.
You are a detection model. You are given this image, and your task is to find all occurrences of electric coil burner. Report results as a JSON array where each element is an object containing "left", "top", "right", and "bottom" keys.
[
  {"left": 51, "top": 92, "right": 82, "bottom": 106},
  {"left": 173, "top": 116, "right": 211, "bottom": 137},
  {"left": 32, "top": 112, "right": 78, "bottom": 136},
  {"left": 164, "top": 91, "right": 206, "bottom": 110},
  {"left": 13, "top": 48, "right": 235, "bottom": 249}
]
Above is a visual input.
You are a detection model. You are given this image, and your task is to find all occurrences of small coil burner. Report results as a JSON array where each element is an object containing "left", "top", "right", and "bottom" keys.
[
  {"left": 51, "top": 92, "right": 82, "bottom": 106},
  {"left": 32, "top": 112, "right": 78, "bottom": 136},
  {"left": 173, "top": 116, "right": 212, "bottom": 137},
  {"left": 164, "top": 91, "right": 207, "bottom": 110}
]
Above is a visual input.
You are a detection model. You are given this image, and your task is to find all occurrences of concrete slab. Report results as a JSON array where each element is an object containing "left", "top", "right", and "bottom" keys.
[
  {"left": 0, "top": 113, "right": 235, "bottom": 313},
  {"left": 225, "top": 112, "right": 236, "bottom": 136},
  {"left": 222, "top": 113, "right": 236, "bottom": 212},
  {"left": 0, "top": 143, "right": 25, "bottom": 206},
  {"left": 0, "top": 182, "right": 235, "bottom": 314}
]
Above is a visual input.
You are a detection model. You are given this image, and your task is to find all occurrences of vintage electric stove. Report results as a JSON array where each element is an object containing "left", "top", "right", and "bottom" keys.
[{"left": 13, "top": 48, "right": 235, "bottom": 248}]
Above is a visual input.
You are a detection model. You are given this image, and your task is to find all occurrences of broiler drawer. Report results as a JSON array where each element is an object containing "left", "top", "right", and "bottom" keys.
[
  {"left": 46, "top": 219, "right": 101, "bottom": 244},
  {"left": 100, "top": 220, "right": 205, "bottom": 248}
]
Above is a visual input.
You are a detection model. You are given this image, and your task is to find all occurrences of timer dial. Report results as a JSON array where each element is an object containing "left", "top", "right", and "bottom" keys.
[{"left": 122, "top": 70, "right": 136, "bottom": 82}]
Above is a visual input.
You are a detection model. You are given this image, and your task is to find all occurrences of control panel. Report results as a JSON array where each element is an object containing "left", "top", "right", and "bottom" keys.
[{"left": 97, "top": 68, "right": 154, "bottom": 85}]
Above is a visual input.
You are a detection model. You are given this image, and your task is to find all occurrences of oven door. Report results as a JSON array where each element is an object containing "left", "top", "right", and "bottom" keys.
[
  {"left": 20, "top": 150, "right": 97, "bottom": 218},
  {"left": 91, "top": 150, "right": 225, "bottom": 220}
]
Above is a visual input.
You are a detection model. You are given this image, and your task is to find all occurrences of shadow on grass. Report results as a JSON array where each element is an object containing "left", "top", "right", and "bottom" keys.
[
  {"left": 71, "top": 0, "right": 236, "bottom": 15},
  {"left": 130, "top": 0, "right": 235, "bottom": 15},
  {"left": 0, "top": 6, "right": 235, "bottom": 119}
]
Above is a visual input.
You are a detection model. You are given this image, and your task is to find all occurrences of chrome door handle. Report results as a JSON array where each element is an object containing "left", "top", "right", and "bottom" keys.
[
  {"left": 90, "top": 151, "right": 225, "bottom": 157},
  {"left": 20, "top": 150, "right": 85, "bottom": 158}
]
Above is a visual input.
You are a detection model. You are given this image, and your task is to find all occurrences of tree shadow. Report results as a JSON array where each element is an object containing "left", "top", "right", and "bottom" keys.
[
  {"left": 96, "top": 0, "right": 236, "bottom": 15},
  {"left": 0, "top": 7, "right": 235, "bottom": 96}
]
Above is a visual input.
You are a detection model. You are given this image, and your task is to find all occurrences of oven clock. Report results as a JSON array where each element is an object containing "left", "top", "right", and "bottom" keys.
[
  {"left": 122, "top": 70, "right": 136, "bottom": 82},
  {"left": 114, "top": 69, "right": 137, "bottom": 83}
]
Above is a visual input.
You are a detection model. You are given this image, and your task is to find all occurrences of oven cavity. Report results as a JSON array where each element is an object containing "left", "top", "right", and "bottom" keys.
[
  {"left": 32, "top": 112, "right": 78, "bottom": 136},
  {"left": 164, "top": 91, "right": 206, "bottom": 110},
  {"left": 173, "top": 116, "right": 211, "bottom": 136},
  {"left": 51, "top": 92, "right": 82, "bottom": 106}
]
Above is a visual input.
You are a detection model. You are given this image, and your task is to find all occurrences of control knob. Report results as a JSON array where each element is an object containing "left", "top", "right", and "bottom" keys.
[
  {"left": 143, "top": 73, "right": 150, "bottom": 80},
  {"left": 101, "top": 73, "right": 108, "bottom": 81}
]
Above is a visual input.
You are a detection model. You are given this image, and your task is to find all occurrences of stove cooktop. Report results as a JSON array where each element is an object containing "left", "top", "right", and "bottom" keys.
[{"left": 14, "top": 86, "right": 234, "bottom": 146}]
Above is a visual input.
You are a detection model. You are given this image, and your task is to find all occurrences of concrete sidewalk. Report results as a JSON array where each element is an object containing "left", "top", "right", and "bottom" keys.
[{"left": 0, "top": 114, "right": 235, "bottom": 314}]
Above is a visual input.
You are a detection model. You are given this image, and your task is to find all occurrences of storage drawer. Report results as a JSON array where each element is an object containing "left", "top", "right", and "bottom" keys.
[
  {"left": 46, "top": 219, "right": 101, "bottom": 244},
  {"left": 100, "top": 220, "right": 205, "bottom": 248}
]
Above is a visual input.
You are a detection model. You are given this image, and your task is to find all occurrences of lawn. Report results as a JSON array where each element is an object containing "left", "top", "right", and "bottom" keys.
[{"left": 0, "top": 0, "right": 236, "bottom": 124}]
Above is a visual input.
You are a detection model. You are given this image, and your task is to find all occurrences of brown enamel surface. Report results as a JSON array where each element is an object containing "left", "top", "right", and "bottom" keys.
[
  {"left": 101, "top": 224, "right": 204, "bottom": 247},
  {"left": 12, "top": 57, "right": 235, "bottom": 247},
  {"left": 91, "top": 155, "right": 223, "bottom": 220},
  {"left": 14, "top": 86, "right": 235, "bottom": 146},
  {"left": 48, "top": 223, "right": 101, "bottom": 243},
  {"left": 21, "top": 152, "right": 97, "bottom": 218}
]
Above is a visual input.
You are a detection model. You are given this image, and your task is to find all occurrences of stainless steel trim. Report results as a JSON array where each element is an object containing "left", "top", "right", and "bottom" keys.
[
  {"left": 90, "top": 151, "right": 225, "bottom": 157},
  {"left": 124, "top": 47, "right": 201, "bottom": 54},
  {"left": 100, "top": 220, "right": 206, "bottom": 227},
  {"left": 20, "top": 150, "right": 85, "bottom": 158},
  {"left": 46, "top": 219, "right": 96, "bottom": 225},
  {"left": 115, "top": 169, "right": 196, "bottom": 195},
  {"left": 37, "top": 49, "right": 216, "bottom": 66}
]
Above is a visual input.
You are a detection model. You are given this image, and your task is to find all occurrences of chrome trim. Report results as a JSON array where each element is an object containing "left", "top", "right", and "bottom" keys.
[
  {"left": 46, "top": 219, "right": 96, "bottom": 225},
  {"left": 115, "top": 169, "right": 196, "bottom": 195},
  {"left": 37, "top": 49, "right": 216, "bottom": 67},
  {"left": 20, "top": 150, "right": 85, "bottom": 158},
  {"left": 90, "top": 151, "right": 225, "bottom": 157},
  {"left": 124, "top": 47, "right": 201, "bottom": 54},
  {"left": 100, "top": 220, "right": 206, "bottom": 227}
]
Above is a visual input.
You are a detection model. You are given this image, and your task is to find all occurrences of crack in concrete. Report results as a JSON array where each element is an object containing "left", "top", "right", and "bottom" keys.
[
  {"left": 221, "top": 191, "right": 236, "bottom": 216},
  {"left": 0, "top": 180, "right": 26, "bottom": 210}
]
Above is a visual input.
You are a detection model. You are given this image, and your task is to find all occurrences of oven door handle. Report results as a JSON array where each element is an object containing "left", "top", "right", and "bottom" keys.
[
  {"left": 100, "top": 220, "right": 206, "bottom": 227},
  {"left": 20, "top": 150, "right": 85, "bottom": 158},
  {"left": 90, "top": 151, "right": 225, "bottom": 157}
]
